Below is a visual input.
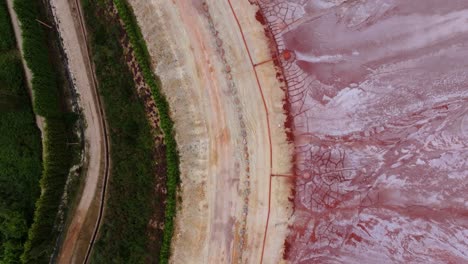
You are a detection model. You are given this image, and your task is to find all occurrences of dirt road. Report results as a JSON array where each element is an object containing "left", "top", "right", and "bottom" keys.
[
  {"left": 127, "top": 1, "right": 292, "bottom": 263},
  {"left": 49, "top": 0, "right": 108, "bottom": 263}
]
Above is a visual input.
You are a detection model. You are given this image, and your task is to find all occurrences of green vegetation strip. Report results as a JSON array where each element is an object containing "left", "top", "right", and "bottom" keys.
[
  {"left": 12, "top": 0, "right": 74, "bottom": 263},
  {"left": 81, "top": 0, "right": 170, "bottom": 262},
  {"left": 112, "top": 1, "right": 181, "bottom": 262},
  {"left": 0, "top": 1, "right": 42, "bottom": 262}
]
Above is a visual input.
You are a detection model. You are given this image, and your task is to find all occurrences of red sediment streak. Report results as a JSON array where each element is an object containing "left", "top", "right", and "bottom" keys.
[
  {"left": 282, "top": 92, "right": 294, "bottom": 142},
  {"left": 282, "top": 50, "right": 292, "bottom": 60},
  {"left": 348, "top": 233, "right": 363, "bottom": 243},
  {"left": 254, "top": 50, "right": 293, "bottom": 68},
  {"left": 255, "top": 9, "right": 266, "bottom": 25},
  {"left": 271, "top": 173, "right": 295, "bottom": 178}
]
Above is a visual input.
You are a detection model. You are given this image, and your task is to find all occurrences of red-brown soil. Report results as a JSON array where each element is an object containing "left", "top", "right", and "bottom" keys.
[{"left": 258, "top": 0, "right": 468, "bottom": 263}]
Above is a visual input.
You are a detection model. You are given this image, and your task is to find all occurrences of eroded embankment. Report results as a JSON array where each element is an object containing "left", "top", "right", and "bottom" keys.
[
  {"left": 257, "top": 0, "right": 468, "bottom": 263},
  {"left": 79, "top": 1, "right": 172, "bottom": 263},
  {"left": 127, "top": 0, "right": 292, "bottom": 263}
]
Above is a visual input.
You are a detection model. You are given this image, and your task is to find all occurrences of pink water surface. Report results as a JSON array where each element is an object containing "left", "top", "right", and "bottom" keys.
[{"left": 257, "top": 0, "right": 468, "bottom": 263}]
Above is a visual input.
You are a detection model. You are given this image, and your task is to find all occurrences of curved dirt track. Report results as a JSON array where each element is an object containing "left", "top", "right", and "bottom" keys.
[
  {"left": 127, "top": 0, "right": 292, "bottom": 263},
  {"left": 50, "top": 0, "right": 109, "bottom": 263}
]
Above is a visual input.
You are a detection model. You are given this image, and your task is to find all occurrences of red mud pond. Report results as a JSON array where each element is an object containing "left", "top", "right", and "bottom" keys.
[{"left": 257, "top": 0, "right": 468, "bottom": 263}]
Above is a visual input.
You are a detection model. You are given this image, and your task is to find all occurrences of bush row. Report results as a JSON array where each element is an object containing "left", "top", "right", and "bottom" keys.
[
  {"left": 112, "top": 1, "right": 181, "bottom": 262},
  {"left": 21, "top": 118, "right": 71, "bottom": 264},
  {"left": 12, "top": 0, "right": 73, "bottom": 263}
]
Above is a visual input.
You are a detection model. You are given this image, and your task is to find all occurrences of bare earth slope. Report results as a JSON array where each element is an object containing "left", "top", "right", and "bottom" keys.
[{"left": 127, "top": 0, "right": 292, "bottom": 263}]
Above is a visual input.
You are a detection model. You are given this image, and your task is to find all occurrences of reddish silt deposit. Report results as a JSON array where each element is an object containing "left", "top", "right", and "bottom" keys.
[{"left": 256, "top": 0, "right": 468, "bottom": 263}]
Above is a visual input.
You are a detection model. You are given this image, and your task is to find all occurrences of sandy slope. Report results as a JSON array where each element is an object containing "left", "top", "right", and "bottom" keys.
[
  {"left": 127, "top": 1, "right": 292, "bottom": 263},
  {"left": 49, "top": 0, "right": 106, "bottom": 263}
]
